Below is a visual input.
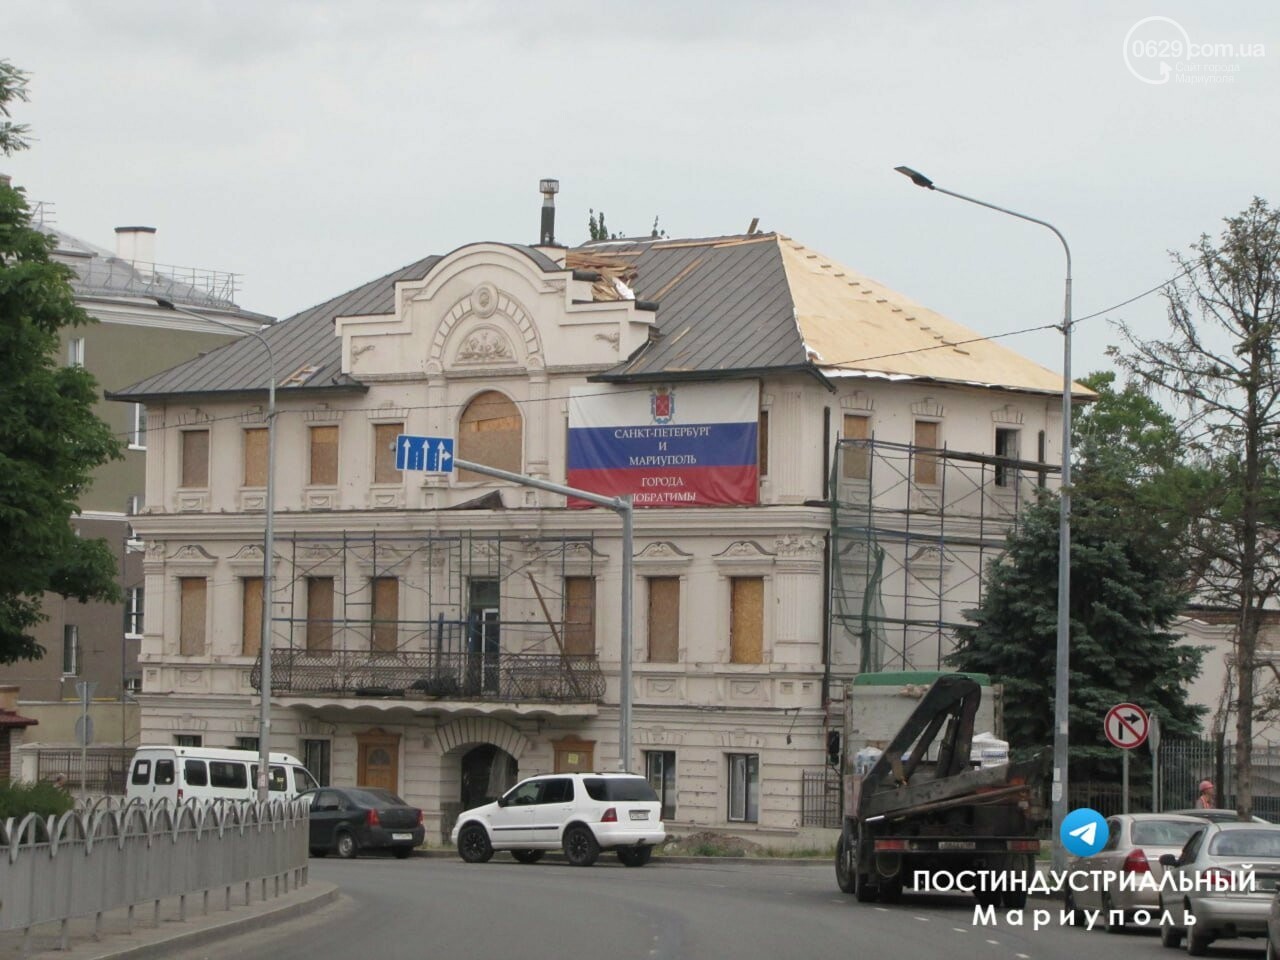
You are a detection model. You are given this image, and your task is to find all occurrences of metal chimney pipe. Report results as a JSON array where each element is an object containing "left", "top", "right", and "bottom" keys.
[{"left": 539, "top": 178, "right": 559, "bottom": 246}]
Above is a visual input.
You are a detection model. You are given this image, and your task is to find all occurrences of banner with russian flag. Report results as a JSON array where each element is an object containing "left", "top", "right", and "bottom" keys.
[{"left": 567, "top": 382, "right": 759, "bottom": 508}]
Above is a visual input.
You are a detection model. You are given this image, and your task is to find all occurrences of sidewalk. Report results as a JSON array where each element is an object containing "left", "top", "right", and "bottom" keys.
[{"left": 0, "top": 880, "right": 338, "bottom": 960}]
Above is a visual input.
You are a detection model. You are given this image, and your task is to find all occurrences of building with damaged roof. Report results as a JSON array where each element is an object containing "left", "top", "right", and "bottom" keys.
[{"left": 110, "top": 199, "right": 1086, "bottom": 837}]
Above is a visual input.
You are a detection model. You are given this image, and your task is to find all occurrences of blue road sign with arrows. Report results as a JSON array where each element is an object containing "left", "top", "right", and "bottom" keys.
[{"left": 395, "top": 434, "right": 455, "bottom": 473}]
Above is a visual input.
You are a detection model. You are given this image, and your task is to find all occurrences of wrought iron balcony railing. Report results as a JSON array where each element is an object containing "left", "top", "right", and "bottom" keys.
[{"left": 250, "top": 649, "right": 605, "bottom": 704}]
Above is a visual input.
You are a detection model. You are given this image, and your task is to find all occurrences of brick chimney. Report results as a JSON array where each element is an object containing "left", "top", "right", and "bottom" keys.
[{"left": 115, "top": 226, "right": 157, "bottom": 279}]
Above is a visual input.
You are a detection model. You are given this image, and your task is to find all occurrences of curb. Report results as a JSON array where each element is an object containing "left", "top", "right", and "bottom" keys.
[
  {"left": 62, "top": 883, "right": 340, "bottom": 960},
  {"left": 412, "top": 848, "right": 830, "bottom": 867}
]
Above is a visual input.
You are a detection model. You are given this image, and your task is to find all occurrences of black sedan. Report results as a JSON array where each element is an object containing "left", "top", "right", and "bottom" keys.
[{"left": 302, "top": 786, "right": 425, "bottom": 859}]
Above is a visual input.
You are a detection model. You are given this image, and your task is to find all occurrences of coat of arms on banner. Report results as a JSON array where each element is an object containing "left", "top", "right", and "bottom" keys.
[{"left": 650, "top": 386, "right": 675, "bottom": 424}]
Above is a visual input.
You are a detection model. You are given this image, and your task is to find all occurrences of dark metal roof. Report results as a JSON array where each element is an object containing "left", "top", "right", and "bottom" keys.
[
  {"left": 586, "top": 233, "right": 809, "bottom": 381},
  {"left": 110, "top": 255, "right": 440, "bottom": 401},
  {"left": 110, "top": 244, "right": 572, "bottom": 402}
]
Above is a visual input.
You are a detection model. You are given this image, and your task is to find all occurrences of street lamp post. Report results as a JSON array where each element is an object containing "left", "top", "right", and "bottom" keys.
[
  {"left": 155, "top": 300, "right": 277, "bottom": 803},
  {"left": 892, "top": 167, "right": 1074, "bottom": 869}
]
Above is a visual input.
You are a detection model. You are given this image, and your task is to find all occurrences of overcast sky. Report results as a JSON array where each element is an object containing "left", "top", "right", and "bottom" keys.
[{"left": 6, "top": 1, "right": 1277, "bottom": 379}]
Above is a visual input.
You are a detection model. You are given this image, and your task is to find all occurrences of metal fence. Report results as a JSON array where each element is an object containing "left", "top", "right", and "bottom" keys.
[
  {"left": 0, "top": 797, "right": 308, "bottom": 944},
  {"left": 1159, "top": 738, "right": 1280, "bottom": 815},
  {"left": 801, "top": 768, "right": 843, "bottom": 828},
  {"left": 34, "top": 748, "right": 132, "bottom": 795}
]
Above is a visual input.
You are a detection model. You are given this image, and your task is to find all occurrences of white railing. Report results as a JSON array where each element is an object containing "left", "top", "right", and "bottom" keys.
[{"left": 0, "top": 797, "right": 308, "bottom": 941}]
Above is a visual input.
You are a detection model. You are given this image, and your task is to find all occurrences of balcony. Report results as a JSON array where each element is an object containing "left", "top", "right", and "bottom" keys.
[{"left": 250, "top": 649, "right": 605, "bottom": 704}]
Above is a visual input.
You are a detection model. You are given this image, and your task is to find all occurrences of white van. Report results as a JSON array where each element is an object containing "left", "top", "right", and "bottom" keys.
[{"left": 126, "top": 746, "right": 319, "bottom": 805}]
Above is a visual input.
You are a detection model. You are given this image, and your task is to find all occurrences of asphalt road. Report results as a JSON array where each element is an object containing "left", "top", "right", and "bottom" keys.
[{"left": 170, "top": 856, "right": 1270, "bottom": 960}]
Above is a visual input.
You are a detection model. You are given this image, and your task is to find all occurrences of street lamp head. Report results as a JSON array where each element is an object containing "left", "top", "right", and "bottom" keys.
[{"left": 894, "top": 166, "right": 935, "bottom": 190}]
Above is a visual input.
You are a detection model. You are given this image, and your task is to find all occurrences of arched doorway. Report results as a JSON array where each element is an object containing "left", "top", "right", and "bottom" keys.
[{"left": 460, "top": 744, "right": 518, "bottom": 808}]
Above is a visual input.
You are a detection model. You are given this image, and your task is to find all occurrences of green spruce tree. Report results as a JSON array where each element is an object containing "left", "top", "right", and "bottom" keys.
[{"left": 949, "top": 485, "right": 1205, "bottom": 779}]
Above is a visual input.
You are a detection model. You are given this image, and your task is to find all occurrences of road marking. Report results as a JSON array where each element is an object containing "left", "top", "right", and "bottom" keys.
[
  {"left": 952, "top": 927, "right": 967, "bottom": 933},
  {"left": 986, "top": 939, "right": 1000, "bottom": 945},
  {"left": 875, "top": 907, "right": 889, "bottom": 913},
  {"left": 914, "top": 916, "right": 929, "bottom": 922},
  {"left": 1016, "top": 954, "right": 1030, "bottom": 959}
]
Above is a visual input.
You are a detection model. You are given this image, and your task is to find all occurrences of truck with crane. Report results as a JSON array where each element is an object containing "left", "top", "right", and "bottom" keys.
[{"left": 833, "top": 672, "right": 1045, "bottom": 907}]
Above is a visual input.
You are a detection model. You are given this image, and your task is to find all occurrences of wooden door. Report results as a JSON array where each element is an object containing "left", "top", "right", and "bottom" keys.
[
  {"left": 552, "top": 736, "right": 595, "bottom": 773},
  {"left": 356, "top": 729, "right": 400, "bottom": 791}
]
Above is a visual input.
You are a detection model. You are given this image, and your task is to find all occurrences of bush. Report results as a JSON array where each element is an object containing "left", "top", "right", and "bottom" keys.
[{"left": 0, "top": 780, "right": 75, "bottom": 820}]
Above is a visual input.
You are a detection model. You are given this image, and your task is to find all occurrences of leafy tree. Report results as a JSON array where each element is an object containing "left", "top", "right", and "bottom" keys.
[
  {"left": 1071, "top": 369, "right": 1216, "bottom": 553},
  {"left": 1111, "top": 197, "right": 1280, "bottom": 818},
  {"left": 0, "top": 61, "right": 123, "bottom": 663},
  {"left": 587, "top": 209, "right": 609, "bottom": 241},
  {"left": 949, "top": 489, "right": 1205, "bottom": 779}
]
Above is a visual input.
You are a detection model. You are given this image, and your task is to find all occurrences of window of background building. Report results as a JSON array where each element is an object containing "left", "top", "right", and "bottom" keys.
[
  {"left": 563, "top": 576, "right": 595, "bottom": 655},
  {"left": 728, "top": 753, "right": 759, "bottom": 823},
  {"left": 373, "top": 422, "right": 404, "bottom": 484},
  {"left": 913, "top": 420, "right": 939, "bottom": 485},
  {"left": 647, "top": 577, "right": 680, "bottom": 663},
  {"left": 174, "top": 734, "right": 202, "bottom": 747},
  {"left": 645, "top": 750, "right": 677, "bottom": 821},
  {"left": 62, "top": 624, "right": 78, "bottom": 675},
  {"left": 729, "top": 577, "right": 764, "bottom": 664},
  {"left": 241, "top": 577, "right": 263, "bottom": 657},
  {"left": 371, "top": 576, "right": 399, "bottom": 652},
  {"left": 236, "top": 736, "right": 259, "bottom": 752},
  {"left": 67, "top": 337, "right": 84, "bottom": 367},
  {"left": 125, "top": 586, "right": 144, "bottom": 638},
  {"left": 306, "top": 577, "right": 334, "bottom": 652},
  {"left": 457, "top": 391, "right": 522, "bottom": 482},
  {"left": 180, "top": 430, "right": 209, "bottom": 488},
  {"left": 129, "top": 403, "right": 147, "bottom": 450},
  {"left": 309, "top": 425, "right": 339, "bottom": 485},
  {"left": 179, "top": 577, "right": 207, "bottom": 656},
  {"left": 995, "top": 427, "right": 1021, "bottom": 487},
  {"left": 842, "top": 414, "right": 870, "bottom": 480},
  {"left": 243, "top": 428, "right": 268, "bottom": 486},
  {"left": 303, "top": 739, "right": 331, "bottom": 786}
]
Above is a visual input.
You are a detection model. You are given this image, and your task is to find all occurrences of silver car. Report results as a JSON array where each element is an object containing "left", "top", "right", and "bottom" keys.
[
  {"left": 1065, "top": 813, "right": 1204, "bottom": 931},
  {"left": 1158, "top": 821, "right": 1280, "bottom": 954}
]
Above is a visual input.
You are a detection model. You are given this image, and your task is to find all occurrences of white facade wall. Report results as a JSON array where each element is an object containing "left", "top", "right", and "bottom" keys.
[{"left": 133, "top": 243, "right": 1065, "bottom": 841}]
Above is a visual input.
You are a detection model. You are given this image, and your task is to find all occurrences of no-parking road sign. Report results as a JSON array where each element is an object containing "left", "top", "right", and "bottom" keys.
[{"left": 1104, "top": 702, "right": 1149, "bottom": 750}]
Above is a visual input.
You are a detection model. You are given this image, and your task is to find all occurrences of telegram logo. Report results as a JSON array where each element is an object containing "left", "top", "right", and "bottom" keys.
[{"left": 1061, "top": 807, "right": 1109, "bottom": 857}]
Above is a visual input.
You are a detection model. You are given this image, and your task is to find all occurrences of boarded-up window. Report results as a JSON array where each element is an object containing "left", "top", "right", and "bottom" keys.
[
  {"left": 373, "top": 422, "right": 404, "bottom": 484},
  {"left": 842, "top": 414, "right": 871, "bottom": 480},
  {"left": 179, "top": 577, "right": 207, "bottom": 656},
  {"left": 758, "top": 409, "right": 769, "bottom": 477},
  {"left": 563, "top": 577, "right": 595, "bottom": 655},
  {"left": 371, "top": 577, "right": 399, "bottom": 652},
  {"left": 729, "top": 577, "right": 764, "bottom": 664},
  {"left": 243, "top": 428, "right": 268, "bottom": 487},
  {"left": 647, "top": 577, "right": 680, "bottom": 663},
  {"left": 306, "top": 577, "right": 334, "bottom": 652},
  {"left": 914, "top": 420, "right": 939, "bottom": 485},
  {"left": 181, "top": 430, "right": 209, "bottom": 488},
  {"left": 309, "top": 425, "right": 339, "bottom": 486},
  {"left": 458, "top": 391, "right": 522, "bottom": 482},
  {"left": 242, "top": 577, "right": 263, "bottom": 657}
]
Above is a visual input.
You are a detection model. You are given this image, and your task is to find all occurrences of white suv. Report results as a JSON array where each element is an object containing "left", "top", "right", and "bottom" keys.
[{"left": 451, "top": 772, "right": 666, "bottom": 867}]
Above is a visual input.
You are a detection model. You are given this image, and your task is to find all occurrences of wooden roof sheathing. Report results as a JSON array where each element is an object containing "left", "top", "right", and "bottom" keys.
[{"left": 776, "top": 237, "right": 1082, "bottom": 395}]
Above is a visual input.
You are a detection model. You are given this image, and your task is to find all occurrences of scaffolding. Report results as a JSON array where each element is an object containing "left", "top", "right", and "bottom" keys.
[
  {"left": 830, "top": 438, "right": 1059, "bottom": 674},
  {"left": 251, "top": 529, "right": 606, "bottom": 702}
]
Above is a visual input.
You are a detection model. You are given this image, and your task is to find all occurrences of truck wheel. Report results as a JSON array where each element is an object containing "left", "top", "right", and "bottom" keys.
[
  {"left": 879, "top": 878, "right": 903, "bottom": 903},
  {"left": 835, "top": 833, "right": 856, "bottom": 894},
  {"left": 853, "top": 870, "right": 879, "bottom": 903},
  {"left": 1002, "top": 889, "right": 1028, "bottom": 910}
]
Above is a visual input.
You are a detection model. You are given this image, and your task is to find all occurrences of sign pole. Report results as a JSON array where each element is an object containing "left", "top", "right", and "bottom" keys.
[{"left": 1122, "top": 749, "right": 1129, "bottom": 814}]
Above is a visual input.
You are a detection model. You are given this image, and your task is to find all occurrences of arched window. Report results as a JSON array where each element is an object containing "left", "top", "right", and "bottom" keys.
[{"left": 457, "top": 391, "right": 522, "bottom": 482}]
